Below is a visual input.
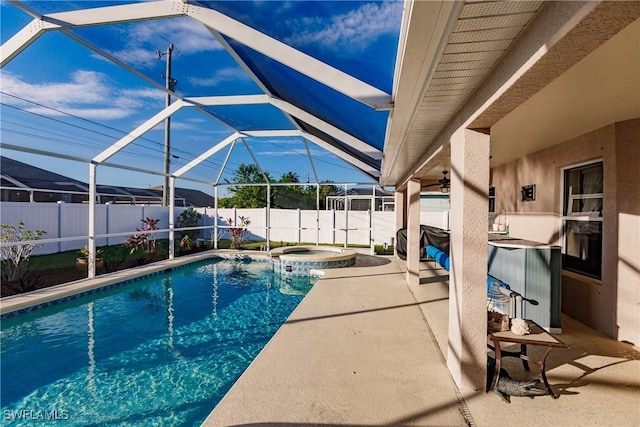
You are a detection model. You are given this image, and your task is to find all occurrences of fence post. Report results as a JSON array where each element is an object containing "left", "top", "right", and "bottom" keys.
[
  {"left": 105, "top": 202, "right": 110, "bottom": 247},
  {"left": 332, "top": 209, "right": 336, "bottom": 245},
  {"left": 316, "top": 183, "right": 320, "bottom": 246},
  {"left": 344, "top": 184, "right": 348, "bottom": 248},
  {"left": 297, "top": 208, "right": 301, "bottom": 244},
  {"left": 57, "top": 201, "right": 63, "bottom": 253},
  {"left": 369, "top": 209, "right": 374, "bottom": 255},
  {"left": 370, "top": 185, "right": 375, "bottom": 254}
]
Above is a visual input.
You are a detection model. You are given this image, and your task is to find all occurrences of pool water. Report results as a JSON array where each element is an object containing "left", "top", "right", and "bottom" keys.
[{"left": 0, "top": 260, "right": 312, "bottom": 426}]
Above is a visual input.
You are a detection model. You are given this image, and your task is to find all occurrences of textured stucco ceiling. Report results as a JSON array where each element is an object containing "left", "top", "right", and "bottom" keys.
[{"left": 489, "top": 17, "right": 640, "bottom": 167}]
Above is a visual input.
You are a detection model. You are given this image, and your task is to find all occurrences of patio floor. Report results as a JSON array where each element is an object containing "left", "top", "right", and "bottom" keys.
[{"left": 204, "top": 254, "right": 640, "bottom": 426}]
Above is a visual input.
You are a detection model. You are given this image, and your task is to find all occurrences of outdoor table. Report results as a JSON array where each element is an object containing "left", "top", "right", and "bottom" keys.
[{"left": 488, "top": 319, "right": 569, "bottom": 398}]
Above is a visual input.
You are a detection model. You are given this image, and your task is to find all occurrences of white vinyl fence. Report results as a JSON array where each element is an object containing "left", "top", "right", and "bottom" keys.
[{"left": 0, "top": 202, "right": 449, "bottom": 255}]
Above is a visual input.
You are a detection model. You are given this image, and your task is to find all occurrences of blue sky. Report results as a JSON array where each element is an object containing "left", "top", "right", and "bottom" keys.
[{"left": 0, "top": 1, "right": 402, "bottom": 195}]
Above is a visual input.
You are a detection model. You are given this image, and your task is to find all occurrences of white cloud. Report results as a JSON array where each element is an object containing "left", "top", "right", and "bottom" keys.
[
  {"left": 119, "top": 88, "right": 165, "bottom": 104},
  {"left": 166, "top": 121, "right": 196, "bottom": 131},
  {"left": 189, "top": 67, "right": 251, "bottom": 87},
  {"left": 107, "top": 18, "right": 223, "bottom": 69},
  {"left": 1, "top": 70, "right": 163, "bottom": 120},
  {"left": 23, "top": 106, "right": 135, "bottom": 120},
  {"left": 285, "top": 1, "right": 402, "bottom": 51}
]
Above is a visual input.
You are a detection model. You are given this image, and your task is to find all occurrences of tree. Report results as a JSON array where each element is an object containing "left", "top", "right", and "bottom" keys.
[
  {"left": 219, "top": 164, "right": 270, "bottom": 208},
  {"left": 317, "top": 181, "right": 342, "bottom": 209},
  {"left": 176, "top": 206, "right": 202, "bottom": 240},
  {"left": 218, "top": 163, "right": 342, "bottom": 209},
  {"left": 273, "top": 172, "right": 314, "bottom": 209}
]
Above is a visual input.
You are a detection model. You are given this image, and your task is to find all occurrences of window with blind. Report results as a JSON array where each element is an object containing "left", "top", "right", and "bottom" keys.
[{"left": 562, "top": 161, "right": 603, "bottom": 279}]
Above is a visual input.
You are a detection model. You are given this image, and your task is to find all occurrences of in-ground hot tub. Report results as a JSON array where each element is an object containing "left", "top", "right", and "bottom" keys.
[{"left": 270, "top": 246, "right": 357, "bottom": 276}]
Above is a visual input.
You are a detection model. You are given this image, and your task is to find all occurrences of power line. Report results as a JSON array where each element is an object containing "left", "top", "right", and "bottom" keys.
[
  {"left": 0, "top": 92, "right": 364, "bottom": 185},
  {"left": 0, "top": 93, "right": 236, "bottom": 172}
]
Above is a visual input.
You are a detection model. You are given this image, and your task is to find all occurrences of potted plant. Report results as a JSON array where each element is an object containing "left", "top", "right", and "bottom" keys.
[{"left": 76, "top": 245, "right": 104, "bottom": 272}]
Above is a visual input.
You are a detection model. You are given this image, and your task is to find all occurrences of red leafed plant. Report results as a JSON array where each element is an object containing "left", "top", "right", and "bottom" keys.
[
  {"left": 226, "top": 216, "right": 251, "bottom": 249},
  {"left": 124, "top": 217, "right": 160, "bottom": 255}
]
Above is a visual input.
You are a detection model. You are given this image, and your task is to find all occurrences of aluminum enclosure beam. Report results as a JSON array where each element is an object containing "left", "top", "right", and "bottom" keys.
[
  {"left": 1, "top": 1, "right": 184, "bottom": 67},
  {"left": 302, "top": 133, "right": 380, "bottom": 178},
  {"left": 186, "top": 95, "right": 270, "bottom": 107},
  {"left": 93, "top": 100, "right": 186, "bottom": 164},
  {"left": 271, "top": 99, "right": 382, "bottom": 160},
  {"left": 229, "top": 129, "right": 380, "bottom": 178},
  {"left": 184, "top": 4, "right": 391, "bottom": 110},
  {"left": 2, "top": 0, "right": 386, "bottom": 185},
  {"left": 3, "top": 1, "right": 391, "bottom": 110},
  {"left": 172, "top": 133, "right": 241, "bottom": 178}
]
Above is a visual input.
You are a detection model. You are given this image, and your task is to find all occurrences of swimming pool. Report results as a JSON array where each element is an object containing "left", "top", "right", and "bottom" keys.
[{"left": 0, "top": 259, "right": 312, "bottom": 426}]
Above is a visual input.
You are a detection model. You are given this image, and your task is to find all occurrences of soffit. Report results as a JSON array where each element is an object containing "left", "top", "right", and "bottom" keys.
[
  {"left": 382, "top": 0, "right": 544, "bottom": 187},
  {"left": 385, "top": 1, "right": 640, "bottom": 190}
]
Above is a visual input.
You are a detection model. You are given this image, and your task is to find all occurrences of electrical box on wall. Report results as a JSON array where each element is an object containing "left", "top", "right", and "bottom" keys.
[{"left": 521, "top": 184, "right": 536, "bottom": 202}]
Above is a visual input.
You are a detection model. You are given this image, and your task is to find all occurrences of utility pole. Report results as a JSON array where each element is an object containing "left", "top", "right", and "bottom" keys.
[{"left": 157, "top": 44, "right": 177, "bottom": 206}]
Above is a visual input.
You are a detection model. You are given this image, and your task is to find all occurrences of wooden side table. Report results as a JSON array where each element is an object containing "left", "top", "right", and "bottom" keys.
[{"left": 488, "top": 319, "right": 569, "bottom": 398}]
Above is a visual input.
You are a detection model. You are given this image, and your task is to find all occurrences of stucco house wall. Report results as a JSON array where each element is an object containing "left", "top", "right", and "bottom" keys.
[{"left": 490, "top": 118, "right": 639, "bottom": 345}]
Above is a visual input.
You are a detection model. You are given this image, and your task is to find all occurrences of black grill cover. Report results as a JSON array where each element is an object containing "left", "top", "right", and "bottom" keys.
[{"left": 395, "top": 225, "right": 449, "bottom": 260}]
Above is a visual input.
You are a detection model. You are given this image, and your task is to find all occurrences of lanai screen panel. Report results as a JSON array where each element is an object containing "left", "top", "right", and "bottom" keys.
[
  {"left": 223, "top": 37, "right": 390, "bottom": 152},
  {"left": 2, "top": 0, "right": 403, "bottom": 186},
  {"left": 201, "top": 104, "right": 297, "bottom": 132}
]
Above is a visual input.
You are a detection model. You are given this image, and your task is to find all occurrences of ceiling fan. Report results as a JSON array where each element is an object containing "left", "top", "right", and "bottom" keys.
[{"left": 422, "top": 170, "right": 450, "bottom": 193}]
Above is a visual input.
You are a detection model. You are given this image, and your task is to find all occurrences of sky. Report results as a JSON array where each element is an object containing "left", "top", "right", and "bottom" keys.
[{"left": 0, "top": 0, "right": 403, "bottom": 196}]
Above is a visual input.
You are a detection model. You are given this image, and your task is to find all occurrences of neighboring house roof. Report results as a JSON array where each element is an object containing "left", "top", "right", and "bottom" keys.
[
  {"left": 0, "top": 156, "right": 89, "bottom": 193},
  {"left": 147, "top": 186, "right": 214, "bottom": 208},
  {"left": 0, "top": 156, "right": 212, "bottom": 207}
]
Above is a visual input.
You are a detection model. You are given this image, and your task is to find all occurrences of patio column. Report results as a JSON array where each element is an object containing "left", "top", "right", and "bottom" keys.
[
  {"left": 447, "top": 128, "right": 490, "bottom": 391},
  {"left": 405, "top": 178, "right": 421, "bottom": 285}
]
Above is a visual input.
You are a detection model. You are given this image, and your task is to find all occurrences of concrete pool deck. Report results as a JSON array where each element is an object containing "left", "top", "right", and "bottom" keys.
[{"left": 204, "top": 254, "right": 640, "bottom": 426}]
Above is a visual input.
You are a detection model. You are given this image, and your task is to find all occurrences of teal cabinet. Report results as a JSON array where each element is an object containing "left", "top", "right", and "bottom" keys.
[{"left": 488, "top": 238, "right": 562, "bottom": 332}]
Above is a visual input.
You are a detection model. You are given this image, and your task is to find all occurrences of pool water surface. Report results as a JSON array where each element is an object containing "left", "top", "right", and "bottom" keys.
[{"left": 0, "top": 260, "right": 312, "bottom": 426}]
